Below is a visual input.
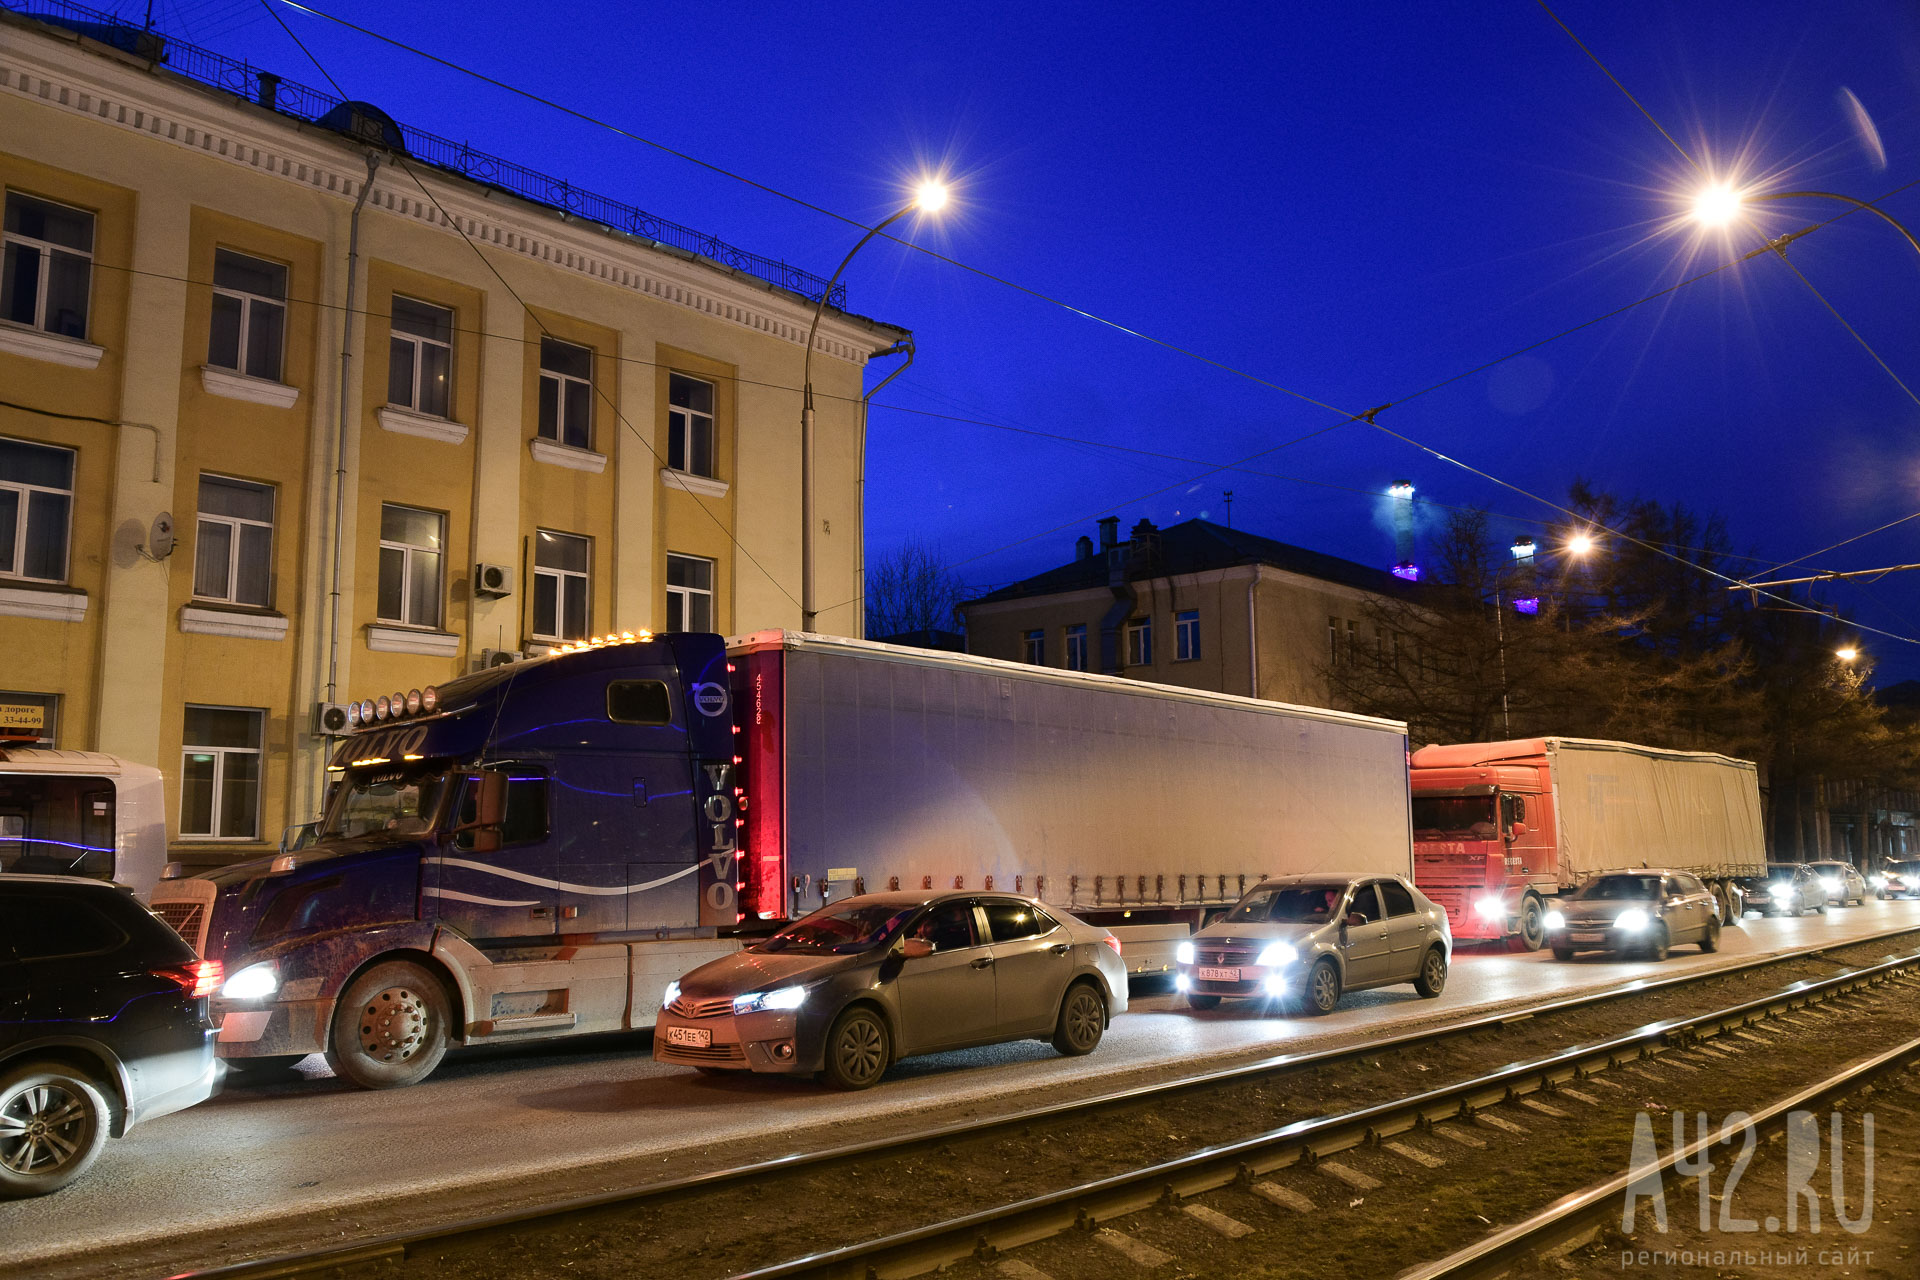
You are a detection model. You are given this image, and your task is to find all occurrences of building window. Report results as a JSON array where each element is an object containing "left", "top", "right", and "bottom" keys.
[
  {"left": 538, "top": 338, "right": 593, "bottom": 450},
  {"left": 1347, "top": 619, "right": 1359, "bottom": 664},
  {"left": 1022, "top": 629, "right": 1044, "bottom": 664},
  {"left": 193, "top": 474, "right": 274, "bottom": 607},
  {"left": 1126, "top": 617, "right": 1152, "bottom": 667},
  {"left": 667, "top": 373, "right": 715, "bottom": 477},
  {"left": 0, "top": 691, "right": 57, "bottom": 746},
  {"left": 208, "top": 249, "right": 288, "bottom": 381},
  {"left": 2, "top": 191, "right": 93, "bottom": 339},
  {"left": 1328, "top": 616, "right": 1340, "bottom": 665},
  {"left": 0, "top": 436, "right": 74, "bottom": 583},
  {"left": 388, "top": 296, "right": 453, "bottom": 417},
  {"left": 665, "top": 552, "right": 714, "bottom": 632},
  {"left": 180, "top": 705, "right": 263, "bottom": 840},
  {"left": 1065, "top": 624, "right": 1088, "bottom": 672},
  {"left": 378, "top": 504, "right": 444, "bottom": 628},
  {"left": 533, "top": 529, "right": 590, "bottom": 641},
  {"left": 1175, "top": 609, "right": 1200, "bottom": 662}
]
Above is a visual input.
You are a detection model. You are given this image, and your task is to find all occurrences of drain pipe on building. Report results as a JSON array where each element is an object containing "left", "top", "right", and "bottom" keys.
[
  {"left": 323, "top": 153, "right": 381, "bottom": 713},
  {"left": 855, "top": 337, "right": 913, "bottom": 638}
]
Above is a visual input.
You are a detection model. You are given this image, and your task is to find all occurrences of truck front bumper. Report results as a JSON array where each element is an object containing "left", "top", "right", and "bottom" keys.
[{"left": 211, "top": 997, "right": 331, "bottom": 1059}]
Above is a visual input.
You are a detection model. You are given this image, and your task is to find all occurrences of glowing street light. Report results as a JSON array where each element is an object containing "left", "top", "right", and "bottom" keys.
[
  {"left": 1837, "top": 646, "right": 1860, "bottom": 663},
  {"left": 799, "top": 179, "right": 949, "bottom": 630},
  {"left": 1691, "top": 182, "right": 1743, "bottom": 228},
  {"left": 1566, "top": 532, "right": 1596, "bottom": 556},
  {"left": 1687, "top": 182, "right": 1920, "bottom": 262}
]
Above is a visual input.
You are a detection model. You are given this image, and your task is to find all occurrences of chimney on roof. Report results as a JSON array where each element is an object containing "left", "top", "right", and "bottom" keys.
[
  {"left": 1097, "top": 516, "right": 1120, "bottom": 550},
  {"left": 1130, "top": 517, "right": 1157, "bottom": 543},
  {"left": 1075, "top": 535, "right": 1094, "bottom": 561}
]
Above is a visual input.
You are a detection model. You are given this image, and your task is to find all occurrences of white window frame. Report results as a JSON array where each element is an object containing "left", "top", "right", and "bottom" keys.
[
  {"left": 208, "top": 248, "right": 288, "bottom": 381},
  {"left": 1175, "top": 609, "right": 1200, "bottom": 662},
  {"left": 538, "top": 338, "right": 594, "bottom": 450},
  {"left": 192, "top": 474, "right": 275, "bottom": 607},
  {"left": 665, "top": 552, "right": 716, "bottom": 633},
  {"left": 1126, "top": 617, "right": 1152, "bottom": 667},
  {"left": 532, "top": 529, "right": 591, "bottom": 642},
  {"left": 2, "top": 190, "right": 93, "bottom": 338},
  {"left": 1022, "top": 629, "right": 1044, "bottom": 665},
  {"left": 179, "top": 705, "right": 263, "bottom": 841},
  {"left": 377, "top": 503, "right": 444, "bottom": 628},
  {"left": 1065, "top": 624, "right": 1088, "bottom": 672},
  {"left": 389, "top": 295, "right": 453, "bottom": 417},
  {"left": 0, "top": 436, "right": 75, "bottom": 584},
  {"left": 667, "top": 372, "right": 716, "bottom": 478}
]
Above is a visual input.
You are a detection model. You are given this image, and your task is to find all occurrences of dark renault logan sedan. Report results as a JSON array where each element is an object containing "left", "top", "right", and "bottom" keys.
[
  {"left": 1, "top": 875, "right": 218, "bottom": 1195},
  {"left": 654, "top": 890, "right": 1128, "bottom": 1089}
]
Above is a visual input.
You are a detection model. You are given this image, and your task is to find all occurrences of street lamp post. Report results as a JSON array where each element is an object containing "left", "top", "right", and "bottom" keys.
[
  {"left": 1691, "top": 184, "right": 1920, "bottom": 262},
  {"left": 799, "top": 180, "right": 947, "bottom": 632}
]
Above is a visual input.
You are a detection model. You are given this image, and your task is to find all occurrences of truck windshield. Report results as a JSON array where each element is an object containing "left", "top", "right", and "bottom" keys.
[
  {"left": 1225, "top": 885, "right": 1346, "bottom": 924},
  {"left": 756, "top": 902, "right": 916, "bottom": 955},
  {"left": 321, "top": 765, "right": 452, "bottom": 840},
  {"left": 1411, "top": 796, "right": 1497, "bottom": 839},
  {"left": 1574, "top": 875, "right": 1661, "bottom": 900}
]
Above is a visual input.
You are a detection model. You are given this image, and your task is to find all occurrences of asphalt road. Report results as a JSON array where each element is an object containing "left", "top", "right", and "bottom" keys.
[{"left": 8, "top": 899, "right": 1920, "bottom": 1274}]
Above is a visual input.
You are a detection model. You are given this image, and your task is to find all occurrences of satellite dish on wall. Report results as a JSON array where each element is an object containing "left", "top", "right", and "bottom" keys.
[{"left": 146, "top": 512, "right": 175, "bottom": 560}]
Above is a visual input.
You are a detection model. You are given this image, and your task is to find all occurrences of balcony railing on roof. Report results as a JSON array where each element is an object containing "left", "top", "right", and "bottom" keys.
[{"left": 2, "top": 0, "right": 846, "bottom": 308}]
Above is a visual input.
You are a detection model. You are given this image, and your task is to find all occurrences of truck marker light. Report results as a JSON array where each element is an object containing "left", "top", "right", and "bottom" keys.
[
  {"left": 347, "top": 702, "right": 362, "bottom": 727},
  {"left": 403, "top": 754, "right": 424, "bottom": 761},
  {"left": 621, "top": 631, "right": 635, "bottom": 642},
  {"left": 421, "top": 686, "right": 438, "bottom": 712},
  {"left": 391, "top": 693, "right": 406, "bottom": 716},
  {"left": 375, "top": 696, "right": 391, "bottom": 721},
  {"left": 350, "top": 757, "right": 391, "bottom": 768},
  {"left": 406, "top": 690, "right": 423, "bottom": 715}
]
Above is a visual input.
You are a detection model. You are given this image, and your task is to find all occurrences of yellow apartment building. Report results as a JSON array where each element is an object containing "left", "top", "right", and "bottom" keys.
[{"left": 0, "top": 7, "right": 908, "bottom": 865}]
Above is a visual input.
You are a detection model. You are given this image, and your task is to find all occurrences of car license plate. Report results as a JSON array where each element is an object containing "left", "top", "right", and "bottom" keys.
[
  {"left": 1571, "top": 932, "right": 1605, "bottom": 944},
  {"left": 666, "top": 1025, "right": 712, "bottom": 1049},
  {"left": 1196, "top": 966, "right": 1239, "bottom": 982}
]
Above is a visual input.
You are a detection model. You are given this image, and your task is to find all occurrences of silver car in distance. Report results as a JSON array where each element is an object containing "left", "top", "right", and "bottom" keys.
[
  {"left": 1176, "top": 875, "right": 1452, "bottom": 1015},
  {"left": 654, "top": 890, "right": 1129, "bottom": 1090}
]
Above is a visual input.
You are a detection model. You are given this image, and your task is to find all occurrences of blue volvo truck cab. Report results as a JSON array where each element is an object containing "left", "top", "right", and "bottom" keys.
[{"left": 150, "top": 632, "right": 747, "bottom": 1088}]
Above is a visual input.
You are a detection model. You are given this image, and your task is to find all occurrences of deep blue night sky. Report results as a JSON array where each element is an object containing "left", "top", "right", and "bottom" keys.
[{"left": 115, "top": 0, "right": 1920, "bottom": 676}]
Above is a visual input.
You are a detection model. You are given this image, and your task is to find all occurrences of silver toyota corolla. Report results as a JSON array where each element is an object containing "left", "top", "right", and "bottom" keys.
[{"left": 1176, "top": 874, "right": 1452, "bottom": 1014}]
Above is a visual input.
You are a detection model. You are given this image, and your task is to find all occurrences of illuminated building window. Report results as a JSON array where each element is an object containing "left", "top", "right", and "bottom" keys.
[
  {"left": 533, "top": 529, "right": 591, "bottom": 641},
  {"left": 208, "top": 248, "right": 288, "bottom": 381},
  {"left": 180, "top": 705, "right": 263, "bottom": 840},
  {"left": 0, "top": 690, "right": 57, "bottom": 746},
  {"left": 665, "top": 552, "right": 714, "bottom": 632},
  {"left": 1175, "top": 609, "right": 1200, "bottom": 662},
  {"left": 667, "top": 373, "right": 716, "bottom": 478},
  {"left": 0, "top": 435, "right": 74, "bottom": 583},
  {"left": 193, "top": 474, "right": 275, "bottom": 607},
  {"left": 2, "top": 190, "right": 93, "bottom": 339},
  {"left": 1022, "top": 629, "right": 1044, "bottom": 664},
  {"left": 377, "top": 504, "right": 444, "bottom": 628},
  {"left": 388, "top": 296, "right": 453, "bottom": 418},
  {"left": 1126, "top": 616, "right": 1152, "bottom": 667},
  {"left": 538, "top": 337, "right": 594, "bottom": 450},
  {"left": 1064, "top": 624, "right": 1088, "bottom": 672}
]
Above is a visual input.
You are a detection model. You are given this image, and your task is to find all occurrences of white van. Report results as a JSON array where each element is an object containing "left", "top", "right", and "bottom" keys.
[{"left": 0, "top": 748, "right": 168, "bottom": 898}]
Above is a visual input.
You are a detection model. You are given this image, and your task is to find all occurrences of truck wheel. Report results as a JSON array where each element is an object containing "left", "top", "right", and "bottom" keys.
[
  {"left": 1186, "top": 993, "right": 1221, "bottom": 1011},
  {"left": 1051, "top": 982, "right": 1107, "bottom": 1056},
  {"left": 1512, "top": 896, "right": 1546, "bottom": 952},
  {"left": 326, "top": 960, "right": 451, "bottom": 1090},
  {"left": 1645, "top": 923, "right": 1670, "bottom": 962},
  {"left": 819, "top": 1006, "right": 890, "bottom": 1091},
  {"left": 0, "top": 1061, "right": 109, "bottom": 1197},
  {"left": 1551, "top": 944, "right": 1575, "bottom": 962},
  {"left": 1413, "top": 947, "right": 1448, "bottom": 998},
  {"left": 1301, "top": 959, "right": 1342, "bottom": 1015},
  {"left": 1700, "top": 916, "right": 1721, "bottom": 953}
]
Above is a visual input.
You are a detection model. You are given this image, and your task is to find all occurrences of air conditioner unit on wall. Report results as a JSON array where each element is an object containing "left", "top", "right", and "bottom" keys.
[
  {"left": 312, "top": 702, "right": 351, "bottom": 736},
  {"left": 474, "top": 562, "right": 514, "bottom": 597},
  {"left": 478, "top": 648, "right": 524, "bottom": 671}
]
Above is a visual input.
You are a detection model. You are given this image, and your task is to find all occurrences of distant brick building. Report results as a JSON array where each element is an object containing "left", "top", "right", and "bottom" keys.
[{"left": 960, "top": 516, "right": 1419, "bottom": 708}]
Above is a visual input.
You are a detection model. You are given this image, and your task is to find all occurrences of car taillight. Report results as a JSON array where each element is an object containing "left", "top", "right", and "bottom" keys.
[
  {"left": 156, "top": 959, "right": 222, "bottom": 999},
  {"left": 1102, "top": 934, "right": 1122, "bottom": 956}
]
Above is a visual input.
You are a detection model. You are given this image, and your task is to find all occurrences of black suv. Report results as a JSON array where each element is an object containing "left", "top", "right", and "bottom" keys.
[{"left": 1, "top": 875, "right": 218, "bottom": 1196}]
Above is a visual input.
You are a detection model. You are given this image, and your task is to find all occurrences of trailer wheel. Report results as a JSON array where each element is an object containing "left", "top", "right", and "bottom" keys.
[
  {"left": 325, "top": 960, "right": 451, "bottom": 1090},
  {"left": 819, "top": 1006, "right": 890, "bottom": 1091},
  {"left": 1413, "top": 947, "right": 1448, "bottom": 998},
  {"left": 1301, "top": 959, "right": 1342, "bottom": 1015},
  {"left": 1511, "top": 896, "right": 1546, "bottom": 952},
  {"left": 1051, "top": 982, "right": 1107, "bottom": 1056}
]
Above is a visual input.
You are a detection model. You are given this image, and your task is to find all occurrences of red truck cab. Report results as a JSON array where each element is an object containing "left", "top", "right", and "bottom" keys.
[{"left": 1409, "top": 741, "right": 1559, "bottom": 949}]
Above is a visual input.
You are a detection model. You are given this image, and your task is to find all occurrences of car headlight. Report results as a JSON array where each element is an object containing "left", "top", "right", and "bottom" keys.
[
  {"left": 1474, "top": 896, "right": 1506, "bottom": 920},
  {"left": 1771, "top": 884, "right": 1795, "bottom": 899},
  {"left": 1176, "top": 941, "right": 1196, "bottom": 965},
  {"left": 1255, "top": 942, "right": 1297, "bottom": 967},
  {"left": 1544, "top": 909, "right": 1566, "bottom": 930},
  {"left": 1870, "top": 875, "right": 1887, "bottom": 888},
  {"left": 1614, "top": 909, "right": 1650, "bottom": 932},
  {"left": 663, "top": 979, "right": 681, "bottom": 1008},
  {"left": 220, "top": 962, "right": 279, "bottom": 1000},
  {"left": 1820, "top": 877, "right": 1840, "bottom": 892},
  {"left": 733, "top": 985, "right": 808, "bottom": 1015}
]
